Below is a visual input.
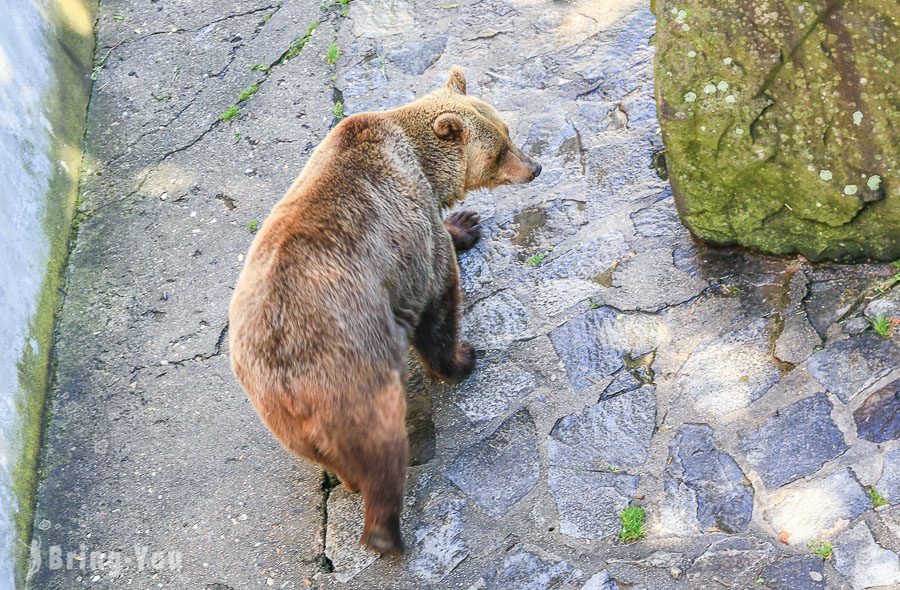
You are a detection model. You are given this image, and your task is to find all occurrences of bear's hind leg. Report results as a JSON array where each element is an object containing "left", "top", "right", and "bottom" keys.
[{"left": 334, "top": 377, "right": 408, "bottom": 555}]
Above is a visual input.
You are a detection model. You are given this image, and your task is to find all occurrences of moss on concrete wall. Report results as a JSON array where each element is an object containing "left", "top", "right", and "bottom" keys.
[{"left": 12, "top": 0, "right": 97, "bottom": 584}]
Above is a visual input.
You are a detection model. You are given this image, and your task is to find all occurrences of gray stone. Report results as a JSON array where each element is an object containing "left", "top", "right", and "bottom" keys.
[
  {"left": 550, "top": 307, "right": 662, "bottom": 392},
  {"left": 406, "top": 362, "right": 436, "bottom": 465},
  {"left": 541, "top": 232, "right": 631, "bottom": 282},
  {"left": 765, "top": 469, "right": 870, "bottom": 546},
  {"left": 548, "top": 468, "right": 639, "bottom": 540},
  {"left": 664, "top": 424, "right": 753, "bottom": 534},
  {"left": 324, "top": 488, "right": 377, "bottom": 583},
  {"left": 462, "top": 290, "right": 533, "bottom": 351},
  {"left": 601, "top": 367, "right": 648, "bottom": 399},
  {"left": 459, "top": 248, "right": 494, "bottom": 299},
  {"left": 833, "top": 522, "right": 900, "bottom": 590},
  {"left": 854, "top": 379, "right": 900, "bottom": 443},
  {"left": 408, "top": 497, "right": 468, "bottom": 583},
  {"left": 865, "top": 288, "right": 900, "bottom": 321},
  {"left": 630, "top": 195, "right": 685, "bottom": 238},
  {"left": 351, "top": 0, "right": 415, "bottom": 38},
  {"left": 740, "top": 394, "right": 848, "bottom": 488},
  {"left": 548, "top": 387, "right": 657, "bottom": 472},
  {"left": 445, "top": 409, "right": 540, "bottom": 518},
  {"left": 877, "top": 447, "right": 900, "bottom": 505},
  {"left": 675, "top": 319, "right": 781, "bottom": 417},
  {"left": 842, "top": 316, "right": 873, "bottom": 335},
  {"left": 467, "top": 544, "right": 577, "bottom": 590},
  {"left": 526, "top": 278, "right": 599, "bottom": 317},
  {"left": 452, "top": 362, "right": 537, "bottom": 424},
  {"left": 806, "top": 335, "right": 900, "bottom": 402},
  {"left": 387, "top": 36, "right": 447, "bottom": 75},
  {"left": 546, "top": 388, "right": 654, "bottom": 539},
  {"left": 580, "top": 570, "right": 619, "bottom": 590},
  {"left": 805, "top": 277, "right": 871, "bottom": 337},
  {"left": 775, "top": 271, "right": 823, "bottom": 364},
  {"left": 761, "top": 555, "right": 825, "bottom": 590},
  {"left": 601, "top": 248, "right": 707, "bottom": 312},
  {"left": 687, "top": 536, "right": 775, "bottom": 588}
]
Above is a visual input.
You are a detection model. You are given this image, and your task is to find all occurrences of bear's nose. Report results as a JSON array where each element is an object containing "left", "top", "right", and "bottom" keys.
[{"left": 532, "top": 163, "right": 542, "bottom": 178}]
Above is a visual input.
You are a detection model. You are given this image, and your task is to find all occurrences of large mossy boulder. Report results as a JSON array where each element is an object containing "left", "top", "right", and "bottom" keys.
[{"left": 653, "top": 0, "right": 898, "bottom": 262}]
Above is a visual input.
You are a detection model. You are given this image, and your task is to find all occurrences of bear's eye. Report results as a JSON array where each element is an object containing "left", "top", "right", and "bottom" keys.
[{"left": 493, "top": 147, "right": 506, "bottom": 166}]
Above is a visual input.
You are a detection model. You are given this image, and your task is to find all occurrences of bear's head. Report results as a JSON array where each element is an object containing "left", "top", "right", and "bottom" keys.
[{"left": 431, "top": 66, "right": 542, "bottom": 193}]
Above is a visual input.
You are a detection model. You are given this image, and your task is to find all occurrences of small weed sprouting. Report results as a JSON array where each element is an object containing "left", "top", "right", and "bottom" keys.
[
  {"left": 868, "top": 487, "right": 888, "bottom": 508},
  {"left": 238, "top": 84, "right": 259, "bottom": 102},
  {"left": 808, "top": 540, "right": 833, "bottom": 560},
  {"left": 326, "top": 42, "right": 340, "bottom": 65},
  {"left": 339, "top": 0, "right": 351, "bottom": 16},
  {"left": 249, "top": 64, "right": 269, "bottom": 72},
  {"left": 618, "top": 504, "right": 645, "bottom": 543},
  {"left": 220, "top": 105, "right": 240, "bottom": 122},
  {"left": 248, "top": 220, "right": 259, "bottom": 233},
  {"left": 332, "top": 100, "right": 344, "bottom": 119},
  {"left": 869, "top": 315, "right": 892, "bottom": 338},
  {"left": 526, "top": 251, "right": 548, "bottom": 267},
  {"left": 441, "top": 3, "right": 460, "bottom": 8},
  {"left": 282, "top": 20, "right": 320, "bottom": 63}
]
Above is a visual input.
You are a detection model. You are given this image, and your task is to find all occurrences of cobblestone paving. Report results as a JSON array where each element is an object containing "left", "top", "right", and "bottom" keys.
[{"left": 31, "top": 0, "right": 900, "bottom": 589}]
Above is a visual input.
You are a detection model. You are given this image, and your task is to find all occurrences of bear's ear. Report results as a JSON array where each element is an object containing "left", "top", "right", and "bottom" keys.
[
  {"left": 433, "top": 113, "right": 467, "bottom": 143},
  {"left": 445, "top": 65, "right": 467, "bottom": 95}
]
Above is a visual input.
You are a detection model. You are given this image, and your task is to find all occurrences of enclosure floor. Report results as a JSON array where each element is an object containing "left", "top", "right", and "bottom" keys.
[{"left": 31, "top": 1, "right": 899, "bottom": 589}]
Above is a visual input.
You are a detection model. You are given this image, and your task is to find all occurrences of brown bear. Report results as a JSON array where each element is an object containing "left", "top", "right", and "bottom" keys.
[{"left": 228, "top": 66, "right": 540, "bottom": 555}]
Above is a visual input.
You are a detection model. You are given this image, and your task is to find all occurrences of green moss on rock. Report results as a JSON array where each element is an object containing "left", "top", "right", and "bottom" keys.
[{"left": 654, "top": 0, "right": 899, "bottom": 261}]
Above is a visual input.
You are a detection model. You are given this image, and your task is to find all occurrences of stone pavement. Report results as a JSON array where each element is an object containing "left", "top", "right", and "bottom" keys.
[{"left": 30, "top": 0, "right": 900, "bottom": 589}]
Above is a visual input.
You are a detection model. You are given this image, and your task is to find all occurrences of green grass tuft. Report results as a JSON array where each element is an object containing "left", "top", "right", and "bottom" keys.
[
  {"left": 869, "top": 315, "right": 892, "bottom": 338},
  {"left": 249, "top": 63, "right": 269, "bottom": 72},
  {"left": 618, "top": 504, "right": 645, "bottom": 543},
  {"left": 282, "top": 20, "right": 320, "bottom": 63},
  {"left": 332, "top": 100, "right": 344, "bottom": 119},
  {"left": 238, "top": 84, "right": 259, "bottom": 102},
  {"left": 326, "top": 42, "right": 340, "bottom": 65},
  {"left": 248, "top": 219, "right": 259, "bottom": 233},
  {"left": 220, "top": 104, "right": 240, "bottom": 121},
  {"left": 868, "top": 486, "right": 888, "bottom": 508},
  {"left": 808, "top": 540, "right": 833, "bottom": 560},
  {"left": 526, "top": 251, "right": 548, "bottom": 267}
]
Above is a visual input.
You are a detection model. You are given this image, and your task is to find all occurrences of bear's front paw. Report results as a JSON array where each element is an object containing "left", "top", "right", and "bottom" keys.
[{"left": 444, "top": 210, "right": 482, "bottom": 252}]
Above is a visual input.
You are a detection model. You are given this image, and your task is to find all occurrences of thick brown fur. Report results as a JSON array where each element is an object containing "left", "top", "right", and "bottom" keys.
[{"left": 228, "top": 66, "right": 540, "bottom": 555}]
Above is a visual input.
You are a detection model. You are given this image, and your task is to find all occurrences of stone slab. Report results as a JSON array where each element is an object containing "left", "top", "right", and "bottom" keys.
[
  {"left": 444, "top": 409, "right": 540, "bottom": 518},
  {"left": 807, "top": 336, "right": 900, "bottom": 402},
  {"left": 854, "top": 379, "right": 900, "bottom": 444},
  {"left": 833, "top": 522, "right": 900, "bottom": 590},
  {"left": 765, "top": 469, "right": 870, "bottom": 546},
  {"left": 740, "top": 394, "right": 848, "bottom": 489},
  {"left": 663, "top": 424, "right": 753, "bottom": 534}
]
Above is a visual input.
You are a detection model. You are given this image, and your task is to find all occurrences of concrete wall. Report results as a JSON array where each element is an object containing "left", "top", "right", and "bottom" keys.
[{"left": 0, "top": 0, "right": 95, "bottom": 585}]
